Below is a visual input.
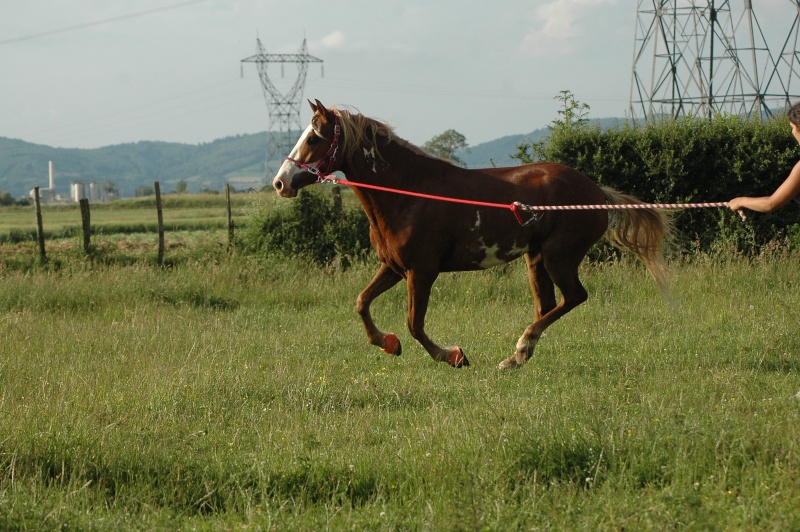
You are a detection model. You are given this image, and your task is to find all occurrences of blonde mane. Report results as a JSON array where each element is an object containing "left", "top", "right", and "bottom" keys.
[{"left": 325, "top": 106, "right": 432, "bottom": 160}]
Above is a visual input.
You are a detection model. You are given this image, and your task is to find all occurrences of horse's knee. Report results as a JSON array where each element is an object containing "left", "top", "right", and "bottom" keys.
[
  {"left": 571, "top": 287, "right": 588, "bottom": 306},
  {"left": 355, "top": 294, "right": 368, "bottom": 316},
  {"left": 557, "top": 280, "right": 588, "bottom": 309}
]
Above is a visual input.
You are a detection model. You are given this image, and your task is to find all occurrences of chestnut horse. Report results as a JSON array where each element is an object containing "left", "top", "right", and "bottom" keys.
[{"left": 273, "top": 100, "right": 669, "bottom": 369}]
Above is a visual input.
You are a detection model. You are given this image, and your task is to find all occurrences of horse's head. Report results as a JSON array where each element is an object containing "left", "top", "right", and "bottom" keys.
[{"left": 272, "top": 99, "right": 342, "bottom": 198}]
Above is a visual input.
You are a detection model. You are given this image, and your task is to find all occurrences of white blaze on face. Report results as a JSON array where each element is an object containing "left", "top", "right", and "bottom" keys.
[{"left": 273, "top": 124, "right": 315, "bottom": 189}]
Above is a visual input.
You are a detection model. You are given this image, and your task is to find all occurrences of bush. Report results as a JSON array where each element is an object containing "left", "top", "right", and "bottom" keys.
[
  {"left": 515, "top": 107, "right": 800, "bottom": 255},
  {"left": 237, "top": 187, "right": 371, "bottom": 267}
]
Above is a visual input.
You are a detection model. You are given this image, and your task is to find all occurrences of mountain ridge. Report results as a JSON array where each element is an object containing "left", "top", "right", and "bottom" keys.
[{"left": 0, "top": 128, "right": 550, "bottom": 199}]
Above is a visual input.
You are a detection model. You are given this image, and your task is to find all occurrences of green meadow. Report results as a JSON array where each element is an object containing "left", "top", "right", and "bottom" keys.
[
  {"left": 0, "top": 193, "right": 266, "bottom": 241},
  {"left": 1, "top": 221, "right": 800, "bottom": 529}
]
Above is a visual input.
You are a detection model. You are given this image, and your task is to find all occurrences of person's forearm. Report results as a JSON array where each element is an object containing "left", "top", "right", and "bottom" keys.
[{"left": 730, "top": 196, "right": 782, "bottom": 212}]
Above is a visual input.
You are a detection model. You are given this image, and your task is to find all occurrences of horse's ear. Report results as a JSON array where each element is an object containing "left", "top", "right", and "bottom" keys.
[
  {"left": 314, "top": 99, "right": 326, "bottom": 112},
  {"left": 309, "top": 99, "right": 332, "bottom": 119}
]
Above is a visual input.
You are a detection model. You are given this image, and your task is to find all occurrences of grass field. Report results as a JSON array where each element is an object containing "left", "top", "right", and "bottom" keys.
[
  {"left": 0, "top": 192, "right": 280, "bottom": 269},
  {"left": 1, "top": 245, "right": 800, "bottom": 529},
  {"left": 0, "top": 192, "right": 270, "bottom": 239}
]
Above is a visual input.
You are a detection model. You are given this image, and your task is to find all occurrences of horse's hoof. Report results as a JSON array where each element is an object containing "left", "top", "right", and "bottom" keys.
[
  {"left": 448, "top": 347, "right": 469, "bottom": 368},
  {"left": 498, "top": 358, "right": 520, "bottom": 370},
  {"left": 382, "top": 333, "right": 402, "bottom": 355}
]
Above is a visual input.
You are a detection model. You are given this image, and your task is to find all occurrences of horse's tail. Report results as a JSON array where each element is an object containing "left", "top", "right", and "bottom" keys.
[{"left": 602, "top": 187, "right": 671, "bottom": 294}]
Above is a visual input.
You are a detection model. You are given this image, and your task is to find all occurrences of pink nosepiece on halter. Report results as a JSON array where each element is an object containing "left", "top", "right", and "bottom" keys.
[{"left": 286, "top": 115, "right": 342, "bottom": 182}]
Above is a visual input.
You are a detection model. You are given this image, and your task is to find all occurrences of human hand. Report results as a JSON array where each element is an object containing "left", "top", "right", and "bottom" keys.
[
  {"left": 727, "top": 197, "right": 745, "bottom": 211},
  {"left": 727, "top": 198, "right": 747, "bottom": 221}
]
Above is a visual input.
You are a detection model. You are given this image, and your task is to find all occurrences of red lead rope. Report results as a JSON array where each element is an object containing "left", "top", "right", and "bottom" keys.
[{"left": 323, "top": 177, "right": 745, "bottom": 225}]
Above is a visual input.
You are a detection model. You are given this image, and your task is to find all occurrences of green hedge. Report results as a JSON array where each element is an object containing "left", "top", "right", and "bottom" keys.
[
  {"left": 237, "top": 187, "right": 371, "bottom": 267},
  {"left": 515, "top": 115, "right": 800, "bottom": 255}
]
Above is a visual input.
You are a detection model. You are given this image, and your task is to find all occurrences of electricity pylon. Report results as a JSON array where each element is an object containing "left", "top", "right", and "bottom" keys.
[
  {"left": 241, "top": 38, "right": 323, "bottom": 174},
  {"left": 630, "top": 0, "right": 800, "bottom": 122}
]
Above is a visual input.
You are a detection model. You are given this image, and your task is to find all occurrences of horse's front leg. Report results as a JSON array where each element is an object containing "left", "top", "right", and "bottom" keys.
[
  {"left": 356, "top": 263, "right": 403, "bottom": 355},
  {"left": 406, "top": 270, "right": 469, "bottom": 368}
]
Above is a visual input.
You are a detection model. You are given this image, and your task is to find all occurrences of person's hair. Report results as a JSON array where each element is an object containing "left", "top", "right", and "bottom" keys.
[{"left": 788, "top": 102, "right": 800, "bottom": 126}]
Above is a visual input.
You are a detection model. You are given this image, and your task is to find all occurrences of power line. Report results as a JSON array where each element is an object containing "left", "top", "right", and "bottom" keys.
[{"left": 0, "top": 0, "right": 210, "bottom": 46}]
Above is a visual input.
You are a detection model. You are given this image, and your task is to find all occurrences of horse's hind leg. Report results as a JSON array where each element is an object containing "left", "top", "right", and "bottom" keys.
[
  {"left": 526, "top": 253, "right": 557, "bottom": 320},
  {"left": 357, "top": 264, "right": 403, "bottom": 355},
  {"left": 499, "top": 252, "right": 588, "bottom": 370}
]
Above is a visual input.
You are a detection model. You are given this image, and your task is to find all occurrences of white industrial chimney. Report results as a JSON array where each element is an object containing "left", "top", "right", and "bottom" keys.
[{"left": 48, "top": 161, "right": 54, "bottom": 190}]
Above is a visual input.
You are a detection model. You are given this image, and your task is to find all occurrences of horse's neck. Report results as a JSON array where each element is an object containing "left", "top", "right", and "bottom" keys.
[
  {"left": 345, "top": 136, "right": 437, "bottom": 186},
  {"left": 343, "top": 137, "right": 433, "bottom": 227}
]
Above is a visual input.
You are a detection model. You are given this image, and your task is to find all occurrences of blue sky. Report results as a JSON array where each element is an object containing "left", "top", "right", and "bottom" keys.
[{"left": 0, "top": 0, "right": 793, "bottom": 149}]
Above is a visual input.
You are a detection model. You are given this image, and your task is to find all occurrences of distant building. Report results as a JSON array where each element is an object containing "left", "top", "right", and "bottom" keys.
[
  {"left": 29, "top": 160, "right": 62, "bottom": 204},
  {"left": 29, "top": 160, "right": 119, "bottom": 204},
  {"left": 71, "top": 181, "right": 119, "bottom": 203}
]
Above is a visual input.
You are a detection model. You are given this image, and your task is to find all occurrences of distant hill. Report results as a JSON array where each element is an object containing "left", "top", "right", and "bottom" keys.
[
  {"left": 459, "top": 117, "right": 632, "bottom": 168},
  {"left": 459, "top": 129, "right": 548, "bottom": 169},
  {"left": 0, "top": 134, "right": 270, "bottom": 199},
  {"left": 0, "top": 125, "right": 562, "bottom": 199}
]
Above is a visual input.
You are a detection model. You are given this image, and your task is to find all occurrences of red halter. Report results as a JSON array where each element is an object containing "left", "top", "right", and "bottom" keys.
[{"left": 286, "top": 114, "right": 342, "bottom": 181}]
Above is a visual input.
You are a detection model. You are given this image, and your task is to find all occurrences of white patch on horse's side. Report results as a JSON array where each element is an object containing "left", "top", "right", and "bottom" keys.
[
  {"left": 478, "top": 241, "right": 529, "bottom": 269},
  {"left": 363, "top": 147, "right": 377, "bottom": 172},
  {"left": 473, "top": 212, "right": 482, "bottom": 230},
  {"left": 479, "top": 244, "right": 505, "bottom": 268}
]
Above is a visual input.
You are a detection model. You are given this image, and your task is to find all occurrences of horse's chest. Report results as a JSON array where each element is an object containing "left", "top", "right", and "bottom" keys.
[{"left": 369, "top": 225, "right": 411, "bottom": 265}]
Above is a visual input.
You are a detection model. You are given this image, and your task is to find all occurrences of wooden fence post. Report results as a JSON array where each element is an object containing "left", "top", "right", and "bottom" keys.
[
  {"left": 79, "top": 198, "right": 91, "bottom": 255},
  {"left": 154, "top": 181, "right": 164, "bottom": 266},
  {"left": 33, "top": 186, "right": 46, "bottom": 263},
  {"left": 225, "top": 183, "right": 234, "bottom": 250}
]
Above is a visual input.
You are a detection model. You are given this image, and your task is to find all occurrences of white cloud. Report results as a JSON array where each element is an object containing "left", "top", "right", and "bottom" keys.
[
  {"left": 321, "top": 30, "right": 346, "bottom": 49},
  {"left": 520, "top": 0, "right": 617, "bottom": 57},
  {"left": 313, "top": 30, "right": 369, "bottom": 52}
]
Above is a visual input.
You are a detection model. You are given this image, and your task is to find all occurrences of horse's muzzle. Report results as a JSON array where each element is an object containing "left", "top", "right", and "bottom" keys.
[
  {"left": 272, "top": 175, "right": 296, "bottom": 198},
  {"left": 273, "top": 171, "right": 318, "bottom": 198}
]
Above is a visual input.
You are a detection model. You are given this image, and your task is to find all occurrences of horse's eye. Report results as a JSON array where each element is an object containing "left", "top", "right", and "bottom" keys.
[{"left": 307, "top": 136, "right": 320, "bottom": 146}]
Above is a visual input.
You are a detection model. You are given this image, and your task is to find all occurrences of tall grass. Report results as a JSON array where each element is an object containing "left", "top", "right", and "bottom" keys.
[{"left": 1, "top": 253, "right": 800, "bottom": 529}]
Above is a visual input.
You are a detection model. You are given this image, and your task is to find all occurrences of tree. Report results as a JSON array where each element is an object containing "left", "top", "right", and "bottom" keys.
[
  {"left": 135, "top": 186, "right": 155, "bottom": 197},
  {"left": 551, "top": 90, "right": 590, "bottom": 132},
  {"left": 175, "top": 179, "right": 188, "bottom": 194},
  {"left": 422, "top": 129, "right": 469, "bottom": 166},
  {"left": 512, "top": 90, "right": 591, "bottom": 164}
]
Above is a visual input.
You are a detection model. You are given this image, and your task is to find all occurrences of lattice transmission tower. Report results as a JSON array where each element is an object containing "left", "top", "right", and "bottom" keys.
[
  {"left": 630, "top": 0, "right": 800, "bottom": 122},
  {"left": 241, "top": 38, "right": 323, "bottom": 174}
]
